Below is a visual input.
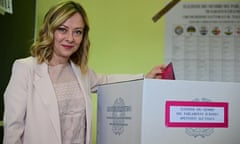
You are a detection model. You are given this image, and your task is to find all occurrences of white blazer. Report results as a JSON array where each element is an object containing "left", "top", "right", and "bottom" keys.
[{"left": 3, "top": 57, "right": 143, "bottom": 144}]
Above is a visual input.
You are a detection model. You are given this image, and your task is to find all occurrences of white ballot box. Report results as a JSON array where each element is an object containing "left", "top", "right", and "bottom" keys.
[{"left": 97, "top": 79, "right": 240, "bottom": 144}]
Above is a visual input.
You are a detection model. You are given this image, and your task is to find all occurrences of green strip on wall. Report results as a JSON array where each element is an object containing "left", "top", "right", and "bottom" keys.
[{"left": 0, "top": 121, "right": 3, "bottom": 127}]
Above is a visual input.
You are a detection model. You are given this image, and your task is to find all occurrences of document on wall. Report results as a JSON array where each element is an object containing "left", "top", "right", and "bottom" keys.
[{"left": 165, "top": 2, "right": 240, "bottom": 82}]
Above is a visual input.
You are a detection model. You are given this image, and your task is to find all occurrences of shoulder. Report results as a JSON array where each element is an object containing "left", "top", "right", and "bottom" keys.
[
  {"left": 85, "top": 67, "right": 98, "bottom": 78},
  {"left": 11, "top": 56, "right": 38, "bottom": 73},
  {"left": 14, "top": 56, "right": 37, "bottom": 66},
  {"left": 70, "top": 61, "right": 96, "bottom": 76}
]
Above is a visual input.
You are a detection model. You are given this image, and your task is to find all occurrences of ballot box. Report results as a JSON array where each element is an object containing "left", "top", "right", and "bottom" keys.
[{"left": 97, "top": 79, "right": 240, "bottom": 144}]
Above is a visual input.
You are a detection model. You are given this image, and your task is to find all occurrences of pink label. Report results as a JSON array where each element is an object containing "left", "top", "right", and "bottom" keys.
[{"left": 165, "top": 101, "right": 228, "bottom": 128}]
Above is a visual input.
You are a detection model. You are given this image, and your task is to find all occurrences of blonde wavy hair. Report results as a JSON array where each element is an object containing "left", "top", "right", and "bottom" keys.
[{"left": 31, "top": 1, "right": 90, "bottom": 73}]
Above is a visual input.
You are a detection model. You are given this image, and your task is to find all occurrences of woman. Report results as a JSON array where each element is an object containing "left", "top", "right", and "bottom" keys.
[{"left": 3, "top": 1, "right": 165, "bottom": 144}]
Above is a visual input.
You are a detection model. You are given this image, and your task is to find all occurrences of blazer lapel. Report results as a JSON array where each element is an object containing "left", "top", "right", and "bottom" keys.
[
  {"left": 70, "top": 62, "right": 92, "bottom": 144},
  {"left": 33, "top": 62, "right": 62, "bottom": 143}
]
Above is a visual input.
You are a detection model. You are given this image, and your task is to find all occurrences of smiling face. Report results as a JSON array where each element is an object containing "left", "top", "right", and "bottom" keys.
[{"left": 50, "top": 12, "right": 85, "bottom": 65}]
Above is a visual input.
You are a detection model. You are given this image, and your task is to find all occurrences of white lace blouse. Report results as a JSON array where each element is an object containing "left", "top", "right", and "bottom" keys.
[{"left": 48, "top": 62, "right": 86, "bottom": 144}]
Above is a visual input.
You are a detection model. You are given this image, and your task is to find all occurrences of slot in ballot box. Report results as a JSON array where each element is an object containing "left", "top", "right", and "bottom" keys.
[{"left": 97, "top": 79, "right": 240, "bottom": 144}]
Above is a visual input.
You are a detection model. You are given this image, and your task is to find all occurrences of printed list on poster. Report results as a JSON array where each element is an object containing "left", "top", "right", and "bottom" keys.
[{"left": 165, "top": 2, "right": 240, "bottom": 82}]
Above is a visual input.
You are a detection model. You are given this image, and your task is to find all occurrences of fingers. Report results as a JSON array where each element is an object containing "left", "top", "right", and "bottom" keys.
[
  {"left": 154, "top": 65, "right": 165, "bottom": 79},
  {"left": 145, "top": 64, "right": 167, "bottom": 79}
]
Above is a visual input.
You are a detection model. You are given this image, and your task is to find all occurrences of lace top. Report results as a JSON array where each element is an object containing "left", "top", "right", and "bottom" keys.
[{"left": 48, "top": 63, "right": 86, "bottom": 144}]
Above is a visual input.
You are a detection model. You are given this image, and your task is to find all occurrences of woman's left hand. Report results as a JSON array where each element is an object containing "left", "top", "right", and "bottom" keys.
[{"left": 145, "top": 64, "right": 166, "bottom": 79}]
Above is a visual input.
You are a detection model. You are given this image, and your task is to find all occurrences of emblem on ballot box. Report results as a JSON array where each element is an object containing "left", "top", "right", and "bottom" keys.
[
  {"left": 107, "top": 97, "right": 132, "bottom": 135},
  {"left": 186, "top": 127, "right": 214, "bottom": 138}
]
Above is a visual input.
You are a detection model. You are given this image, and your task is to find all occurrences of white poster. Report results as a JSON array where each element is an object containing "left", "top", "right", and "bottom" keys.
[{"left": 165, "top": 2, "right": 240, "bottom": 82}]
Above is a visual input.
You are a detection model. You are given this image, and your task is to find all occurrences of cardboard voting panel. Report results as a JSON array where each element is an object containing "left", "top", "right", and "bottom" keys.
[{"left": 97, "top": 79, "right": 240, "bottom": 144}]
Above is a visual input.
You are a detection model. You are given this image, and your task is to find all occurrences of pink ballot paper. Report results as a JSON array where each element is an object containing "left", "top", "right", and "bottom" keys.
[{"left": 161, "top": 62, "right": 175, "bottom": 80}]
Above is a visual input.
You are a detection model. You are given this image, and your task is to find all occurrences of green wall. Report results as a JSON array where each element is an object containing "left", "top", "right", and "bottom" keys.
[{"left": 36, "top": 0, "right": 237, "bottom": 143}]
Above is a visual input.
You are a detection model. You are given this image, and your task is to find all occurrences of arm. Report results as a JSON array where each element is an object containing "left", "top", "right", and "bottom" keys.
[
  {"left": 3, "top": 60, "right": 30, "bottom": 144},
  {"left": 88, "top": 64, "right": 166, "bottom": 93},
  {"left": 87, "top": 68, "right": 144, "bottom": 93}
]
